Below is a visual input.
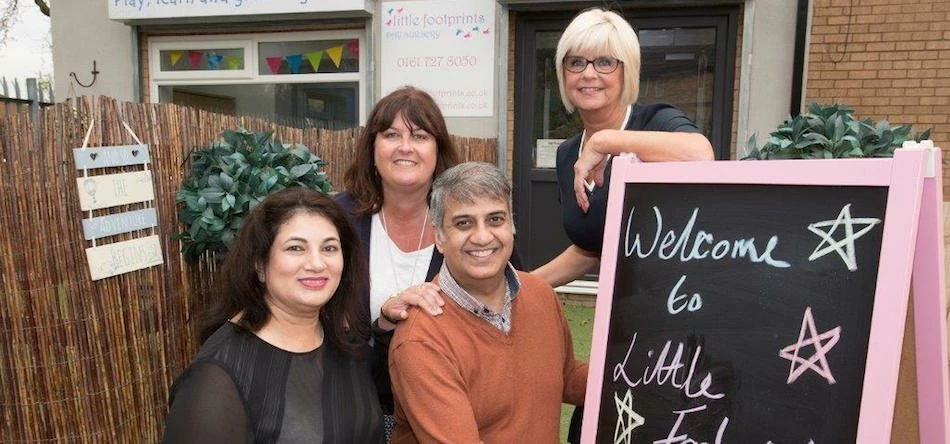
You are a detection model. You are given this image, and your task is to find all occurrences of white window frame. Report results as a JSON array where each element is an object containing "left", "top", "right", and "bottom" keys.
[
  {"left": 150, "top": 39, "right": 253, "bottom": 80},
  {"left": 148, "top": 30, "right": 367, "bottom": 123}
]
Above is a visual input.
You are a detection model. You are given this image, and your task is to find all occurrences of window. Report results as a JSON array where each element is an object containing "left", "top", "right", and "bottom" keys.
[
  {"left": 159, "top": 47, "right": 245, "bottom": 72},
  {"left": 149, "top": 31, "right": 365, "bottom": 128},
  {"left": 258, "top": 40, "right": 359, "bottom": 75}
]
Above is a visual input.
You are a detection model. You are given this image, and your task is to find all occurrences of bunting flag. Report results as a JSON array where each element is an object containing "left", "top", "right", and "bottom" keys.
[
  {"left": 225, "top": 56, "right": 242, "bottom": 70},
  {"left": 169, "top": 50, "right": 183, "bottom": 66},
  {"left": 285, "top": 54, "right": 303, "bottom": 74},
  {"left": 306, "top": 51, "right": 324, "bottom": 71},
  {"left": 188, "top": 51, "right": 203, "bottom": 69},
  {"left": 260, "top": 46, "right": 353, "bottom": 75},
  {"left": 326, "top": 45, "right": 344, "bottom": 68},
  {"left": 266, "top": 57, "right": 283, "bottom": 74},
  {"left": 346, "top": 40, "right": 359, "bottom": 59},
  {"left": 207, "top": 53, "right": 224, "bottom": 70}
]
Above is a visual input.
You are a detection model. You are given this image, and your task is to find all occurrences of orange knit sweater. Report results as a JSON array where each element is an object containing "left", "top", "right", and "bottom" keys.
[{"left": 390, "top": 271, "right": 588, "bottom": 443}]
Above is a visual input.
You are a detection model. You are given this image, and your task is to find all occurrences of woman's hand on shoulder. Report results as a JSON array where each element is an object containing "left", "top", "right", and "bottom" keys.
[{"left": 378, "top": 283, "right": 445, "bottom": 330}]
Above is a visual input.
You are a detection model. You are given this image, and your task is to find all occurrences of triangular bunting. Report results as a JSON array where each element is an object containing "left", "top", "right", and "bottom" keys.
[
  {"left": 266, "top": 57, "right": 283, "bottom": 74},
  {"left": 225, "top": 56, "right": 242, "bottom": 70},
  {"left": 326, "top": 45, "right": 343, "bottom": 68},
  {"left": 188, "top": 51, "right": 203, "bottom": 69},
  {"left": 207, "top": 53, "right": 224, "bottom": 70},
  {"left": 169, "top": 50, "right": 183, "bottom": 66},
  {"left": 306, "top": 51, "right": 324, "bottom": 71},
  {"left": 286, "top": 54, "right": 303, "bottom": 74},
  {"left": 346, "top": 40, "right": 359, "bottom": 59}
]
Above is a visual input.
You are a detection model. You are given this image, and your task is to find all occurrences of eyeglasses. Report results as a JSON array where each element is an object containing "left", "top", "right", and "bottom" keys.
[{"left": 562, "top": 56, "right": 622, "bottom": 74}]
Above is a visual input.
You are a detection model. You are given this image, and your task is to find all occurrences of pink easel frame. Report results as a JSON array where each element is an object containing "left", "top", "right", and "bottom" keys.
[{"left": 580, "top": 146, "right": 948, "bottom": 443}]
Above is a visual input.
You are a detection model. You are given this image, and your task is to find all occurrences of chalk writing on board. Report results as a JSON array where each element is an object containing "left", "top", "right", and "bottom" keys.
[
  {"left": 779, "top": 306, "right": 842, "bottom": 384},
  {"left": 613, "top": 333, "right": 725, "bottom": 401},
  {"left": 654, "top": 404, "right": 728, "bottom": 444},
  {"left": 807, "top": 204, "right": 882, "bottom": 271},
  {"left": 668, "top": 274, "right": 702, "bottom": 314},
  {"left": 613, "top": 389, "right": 644, "bottom": 444},
  {"left": 624, "top": 206, "right": 790, "bottom": 268}
]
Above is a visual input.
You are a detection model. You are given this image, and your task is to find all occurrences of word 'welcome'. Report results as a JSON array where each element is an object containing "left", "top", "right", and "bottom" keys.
[{"left": 624, "top": 206, "right": 790, "bottom": 268}]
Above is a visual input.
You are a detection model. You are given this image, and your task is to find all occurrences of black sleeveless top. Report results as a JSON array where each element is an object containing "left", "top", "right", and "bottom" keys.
[
  {"left": 555, "top": 103, "right": 702, "bottom": 253},
  {"left": 162, "top": 322, "right": 384, "bottom": 443}
]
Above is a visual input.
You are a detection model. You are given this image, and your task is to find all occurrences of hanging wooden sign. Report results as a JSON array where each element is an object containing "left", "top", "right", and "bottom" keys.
[
  {"left": 81, "top": 208, "right": 158, "bottom": 241},
  {"left": 73, "top": 140, "right": 164, "bottom": 281},
  {"left": 72, "top": 144, "right": 150, "bottom": 169},
  {"left": 85, "top": 235, "right": 163, "bottom": 281},
  {"left": 76, "top": 171, "right": 155, "bottom": 211}
]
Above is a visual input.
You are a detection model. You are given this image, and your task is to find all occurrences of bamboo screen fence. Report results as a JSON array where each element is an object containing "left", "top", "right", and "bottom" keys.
[{"left": 0, "top": 96, "right": 497, "bottom": 442}]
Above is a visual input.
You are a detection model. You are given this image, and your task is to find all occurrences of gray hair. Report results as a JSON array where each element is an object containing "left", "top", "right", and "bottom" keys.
[
  {"left": 429, "top": 162, "right": 513, "bottom": 234},
  {"left": 555, "top": 8, "right": 641, "bottom": 113}
]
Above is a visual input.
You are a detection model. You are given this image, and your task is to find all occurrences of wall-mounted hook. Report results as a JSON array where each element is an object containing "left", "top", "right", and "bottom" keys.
[{"left": 69, "top": 60, "right": 100, "bottom": 88}]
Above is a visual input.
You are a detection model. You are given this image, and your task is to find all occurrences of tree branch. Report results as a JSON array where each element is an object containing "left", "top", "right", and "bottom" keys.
[
  {"left": 34, "top": 0, "right": 49, "bottom": 17},
  {"left": 0, "top": 1, "right": 19, "bottom": 46}
]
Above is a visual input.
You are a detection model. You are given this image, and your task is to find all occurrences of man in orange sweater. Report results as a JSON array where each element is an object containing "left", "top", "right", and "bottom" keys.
[{"left": 388, "top": 162, "right": 588, "bottom": 443}]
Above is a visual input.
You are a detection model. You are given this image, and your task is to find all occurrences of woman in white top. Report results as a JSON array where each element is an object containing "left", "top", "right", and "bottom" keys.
[{"left": 333, "top": 86, "right": 458, "bottom": 438}]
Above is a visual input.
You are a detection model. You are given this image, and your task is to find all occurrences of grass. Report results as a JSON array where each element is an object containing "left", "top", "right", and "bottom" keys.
[{"left": 560, "top": 302, "right": 595, "bottom": 442}]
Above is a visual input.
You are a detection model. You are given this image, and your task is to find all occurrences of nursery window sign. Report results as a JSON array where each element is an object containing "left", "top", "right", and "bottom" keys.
[{"left": 73, "top": 127, "right": 163, "bottom": 281}]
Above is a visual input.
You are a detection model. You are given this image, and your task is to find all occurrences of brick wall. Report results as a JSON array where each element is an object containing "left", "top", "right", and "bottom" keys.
[
  {"left": 807, "top": 0, "right": 950, "bottom": 194},
  {"left": 731, "top": 8, "right": 744, "bottom": 160}
]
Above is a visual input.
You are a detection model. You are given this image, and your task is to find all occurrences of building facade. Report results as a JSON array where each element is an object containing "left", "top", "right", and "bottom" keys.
[{"left": 51, "top": 0, "right": 948, "bottom": 276}]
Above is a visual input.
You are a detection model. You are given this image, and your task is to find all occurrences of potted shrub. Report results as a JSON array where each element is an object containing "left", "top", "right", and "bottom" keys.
[
  {"left": 175, "top": 127, "right": 333, "bottom": 261},
  {"left": 743, "top": 103, "right": 930, "bottom": 160}
]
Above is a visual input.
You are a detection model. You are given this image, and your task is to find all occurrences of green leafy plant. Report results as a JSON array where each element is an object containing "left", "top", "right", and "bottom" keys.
[
  {"left": 743, "top": 102, "right": 930, "bottom": 160},
  {"left": 175, "top": 128, "right": 333, "bottom": 260}
]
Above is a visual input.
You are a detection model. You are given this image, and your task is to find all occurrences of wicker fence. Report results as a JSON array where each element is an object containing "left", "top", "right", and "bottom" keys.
[{"left": 0, "top": 96, "right": 497, "bottom": 442}]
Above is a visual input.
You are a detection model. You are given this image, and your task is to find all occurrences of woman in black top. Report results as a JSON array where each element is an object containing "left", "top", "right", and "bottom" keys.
[
  {"left": 162, "top": 188, "right": 384, "bottom": 443},
  {"left": 534, "top": 8, "right": 715, "bottom": 287},
  {"left": 531, "top": 9, "right": 715, "bottom": 442}
]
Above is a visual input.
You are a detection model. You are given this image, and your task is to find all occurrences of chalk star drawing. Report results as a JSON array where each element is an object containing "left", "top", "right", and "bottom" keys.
[
  {"left": 807, "top": 203, "right": 881, "bottom": 271},
  {"left": 779, "top": 307, "right": 842, "bottom": 384},
  {"left": 613, "top": 388, "right": 645, "bottom": 444}
]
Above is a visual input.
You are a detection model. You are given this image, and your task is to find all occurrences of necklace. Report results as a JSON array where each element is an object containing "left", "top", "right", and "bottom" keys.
[{"left": 379, "top": 207, "right": 428, "bottom": 290}]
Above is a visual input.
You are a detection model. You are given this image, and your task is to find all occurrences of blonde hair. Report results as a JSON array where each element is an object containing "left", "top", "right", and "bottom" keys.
[{"left": 555, "top": 8, "right": 641, "bottom": 113}]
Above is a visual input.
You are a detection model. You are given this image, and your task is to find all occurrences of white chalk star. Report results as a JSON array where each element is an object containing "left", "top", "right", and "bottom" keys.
[
  {"left": 779, "top": 307, "right": 842, "bottom": 384},
  {"left": 613, "top": 389, "right": 645, "bottom": 444},
  {"left": 807, "top": 204, "right": 881, "bottom": 271}
]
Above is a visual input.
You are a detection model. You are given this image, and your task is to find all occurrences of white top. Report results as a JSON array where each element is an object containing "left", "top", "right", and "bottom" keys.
[{"left": 368, "top": 213, "right": 434, "bottom": 321}]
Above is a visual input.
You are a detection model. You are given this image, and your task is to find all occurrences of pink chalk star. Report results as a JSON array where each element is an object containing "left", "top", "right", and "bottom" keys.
[{"left": 779, "top": 306, "right": 842, "bottom": 384}]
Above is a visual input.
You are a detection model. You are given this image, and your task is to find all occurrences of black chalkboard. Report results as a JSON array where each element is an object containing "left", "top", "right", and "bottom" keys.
[{"left": 595, "top": 183, "right": 888, "bottom": 443}]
